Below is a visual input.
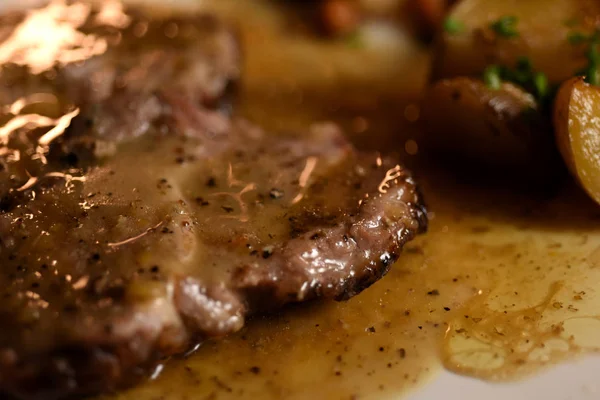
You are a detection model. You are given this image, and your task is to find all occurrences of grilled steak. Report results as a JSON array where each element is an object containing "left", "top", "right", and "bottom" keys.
[{"left": 0, "top": 2, "right": 427, "bottom": 399}]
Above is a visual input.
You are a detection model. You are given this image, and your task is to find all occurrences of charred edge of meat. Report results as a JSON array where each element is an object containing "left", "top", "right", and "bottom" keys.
[{"left": 235, "top": 171, "right": 428, "bottom": 310}]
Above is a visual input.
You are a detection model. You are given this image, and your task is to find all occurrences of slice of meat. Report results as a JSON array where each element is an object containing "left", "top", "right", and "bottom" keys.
[
  {"left": 0, "top": 3, "right": 427, "bottom": 400},
  {"left": 0, "top": 90, "right": 426, "bottom": 399}
]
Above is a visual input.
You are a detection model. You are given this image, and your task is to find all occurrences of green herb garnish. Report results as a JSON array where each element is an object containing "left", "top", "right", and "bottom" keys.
[
  {"left": 443, "top": 17, "right": 465, "bottom": 35},
  {"left": 490, "top": 16, "right": 519, "bottom": 38},
  {"left": 533, "top": 72, "right": 549, "bottom": 99},
  {"left": 568, "top": 32, "right": 590, "bottom": 45},
  {"left": 483, "top": 65, "right": 502, "bottom": 90},
  {"left": 583, "top": 65, "right": 599, "bottom": 85},
  {"left": 584, "top": 42, "right": 600, "bottom": 85},
  {"left": 483, "top": 58, "right": 552, "bottom": 106},
  {"left": 572, "top": 29, "right": 600, "bottom": 85}
]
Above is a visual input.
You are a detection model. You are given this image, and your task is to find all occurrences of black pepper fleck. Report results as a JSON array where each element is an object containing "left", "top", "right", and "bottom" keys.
[
  {"left": 195, "top": 197, "right": 210, "bottom": 206},
  {"left": 249, "top": 366, "right": 261, "bottom": 375},
  {"left": 262, "top": 249, "right": 273, "bottom": 259},
  {"left": 206, "top": 177, "right": 217, "bottom": 187}
]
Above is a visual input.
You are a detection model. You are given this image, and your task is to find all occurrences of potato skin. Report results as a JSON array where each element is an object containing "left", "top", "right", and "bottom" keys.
[
  {"left": 422, "top": 77, "right": 556, "bottom": 173},
  {"left": 431, "top": 0, "right": 600, "bottom": 84},
  {"left": 554, "top": 77, "right": 600, "bottom": 205}
]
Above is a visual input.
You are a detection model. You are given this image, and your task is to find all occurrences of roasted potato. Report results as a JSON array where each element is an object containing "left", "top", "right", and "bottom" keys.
[
  {"left": 431, "top": 0, "right": 600, "bottom": 84},
  {"left": 421, "top": 77, "right": 556, "bottom": 172},
  {"left": 554, "top": 77, "right": 600, "bottom": 204}
]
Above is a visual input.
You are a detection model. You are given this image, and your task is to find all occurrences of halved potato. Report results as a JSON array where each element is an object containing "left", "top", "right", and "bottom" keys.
[
  {"left": 432, "top": 0, "right": 600, "bottom": 83},
  {"left": 421, "top": 77, "right": 555, "bottom": 172},
  {"left": 554, "top": 77, "right": 600, "bottom": 205}
]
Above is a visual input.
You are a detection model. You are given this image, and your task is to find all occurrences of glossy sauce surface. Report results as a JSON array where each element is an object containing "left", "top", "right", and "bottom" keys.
[{"left": 2, "top": 1, "right": 600, "bottom": 399}]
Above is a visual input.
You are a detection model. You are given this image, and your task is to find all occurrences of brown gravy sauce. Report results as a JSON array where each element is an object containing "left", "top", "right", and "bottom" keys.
[{"left": 78, "top": 0, "right": 600, "bottom": 398}]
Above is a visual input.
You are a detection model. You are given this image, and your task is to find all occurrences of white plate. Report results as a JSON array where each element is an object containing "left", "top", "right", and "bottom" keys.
[{"left": 409, "top": 357, "right": 600, "bottom": 400}]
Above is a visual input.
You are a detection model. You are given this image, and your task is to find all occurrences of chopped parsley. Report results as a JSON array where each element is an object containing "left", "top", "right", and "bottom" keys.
[
  {"left": 490, "top": 16, "right": 519, "bottom": 38},
  {"left": 483, "top": 65, "right": 502, "bottom": 90},
  {"left": 443, "top": 18, "right": 465, "bottom": 35},
  {"left": 483, "top": 57, "right": 552, "bottom": 105},
  {"left": 584, "top": 42, "right": 600, "bottom": 85},
  {"left": 533, "top": 72, "right": 549, "bottom": 99},
  {"left": 570, "top": 29, "right": 600, "bottom": 85},
  {"left": 568, "top": 32, "right": 590, "bottom": 45}
]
